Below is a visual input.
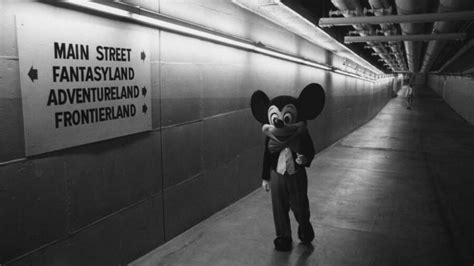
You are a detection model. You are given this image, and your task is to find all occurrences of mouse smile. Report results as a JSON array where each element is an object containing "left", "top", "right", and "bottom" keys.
[{"left": 262, "top": 122, "right": 306, "bottom": 143}]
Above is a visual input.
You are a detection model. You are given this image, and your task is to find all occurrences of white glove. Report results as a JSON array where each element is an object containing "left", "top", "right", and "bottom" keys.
[
  {"left": 295, "top": 153, "right": 307, "bottom": 165},
  {"left": 262, "top": 180, "right": 270, "bottom": 192}
]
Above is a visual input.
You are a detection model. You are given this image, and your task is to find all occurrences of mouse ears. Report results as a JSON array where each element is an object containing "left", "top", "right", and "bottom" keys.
[
  {"left": 297, "top": 83, "right": 325, "bottom": 120},
  {"left": 250, "top": 83, "right": 325, "bottom": 123},
  {"left": 250, "top": 90, "right": 270, "bottom": 124}
]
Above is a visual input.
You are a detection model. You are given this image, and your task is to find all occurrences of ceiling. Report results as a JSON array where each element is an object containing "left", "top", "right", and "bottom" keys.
[{"left": 283, "top": 0, "right": 474, "bottom": 74}]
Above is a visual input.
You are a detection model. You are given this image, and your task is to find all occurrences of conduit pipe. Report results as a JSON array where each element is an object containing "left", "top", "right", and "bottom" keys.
[
  {"left": 345, "top": 33, "right": 465, "bottom": 42},
  {"left": 319, "top": 11, "right": 474, "bottom": 26},
  {"left": 369, "top": 0, "right": 407, "bottom": 71},
  {"left": 420, "top": 0, "right": 468, "bottom": 73},
  {"left": 331, "top": 0, "right": 397, "bottom": 70},
  {"left": 395, "top": 0, "right": 433, "bottom": 72}
]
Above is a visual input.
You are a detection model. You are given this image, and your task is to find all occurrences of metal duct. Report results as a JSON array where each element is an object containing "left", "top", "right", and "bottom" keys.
[
  {"left": 331, "top": 0, "right": 397, "bottom": 70},
  {"left": 368, "top": 0, "right": 407, "bottom": 71},
  {"left": 420, "top": 0, "right": 468, "bottom": 73},
  {"left": 395, "top": 0, "right": 433, "bottom": 72}
]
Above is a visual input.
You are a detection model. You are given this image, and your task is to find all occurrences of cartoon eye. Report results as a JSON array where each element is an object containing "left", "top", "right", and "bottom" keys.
[
  {"left": 283, "top": 113, "right": 293, "bottom": 124},
  {"left": 270, "top": 113, "right": 279, "bottom": 125}
]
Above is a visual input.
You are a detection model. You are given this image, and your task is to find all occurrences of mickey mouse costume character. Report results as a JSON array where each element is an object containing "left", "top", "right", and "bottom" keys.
[{"left": 250, "top": 83, "right": 325, "bottom": 251}]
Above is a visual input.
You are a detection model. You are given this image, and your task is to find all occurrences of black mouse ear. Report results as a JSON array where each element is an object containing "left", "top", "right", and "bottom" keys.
[
  {"left": 250, "top": 90, "right": 270, "bottom": 124},
  {"left": 297, "top": 83, "right": 325, "bottom": 120}
]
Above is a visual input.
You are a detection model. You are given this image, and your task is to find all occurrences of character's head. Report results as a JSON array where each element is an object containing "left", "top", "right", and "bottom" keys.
[{"left": 250, "top": 83, "right": 325, "bottom": 143}]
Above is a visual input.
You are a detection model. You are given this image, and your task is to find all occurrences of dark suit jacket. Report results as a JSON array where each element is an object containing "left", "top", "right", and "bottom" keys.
[{"left": 261, "top": 129, "right": 315, "bottom": 180}]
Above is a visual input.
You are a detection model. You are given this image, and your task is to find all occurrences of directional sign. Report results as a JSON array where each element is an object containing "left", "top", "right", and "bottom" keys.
[
  {"left": 28, "top": 66, "right": 38, "bottom": 82},
  {"left": 16, "top": 16, "right": 152, "bottom": 156}
]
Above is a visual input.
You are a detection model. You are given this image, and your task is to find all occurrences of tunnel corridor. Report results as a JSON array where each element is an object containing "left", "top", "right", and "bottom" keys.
[
  {"left": 2, "top": 1, "right": 474, "bottom": 265},
  {"left": 131, "top": 86, "right": 474, "bottom": 265}
]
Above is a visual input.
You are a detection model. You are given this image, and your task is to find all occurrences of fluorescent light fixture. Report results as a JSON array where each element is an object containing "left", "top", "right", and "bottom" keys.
[
  {"left": 131, "top": 14, "right": 333, "bottom": 71},
  {"left": 130, "top": 14, "right": 255, "bottom": 50},
  {"left": 131, "top": 12, "right": 332, "bottom": 71},
  {"left": 232, "top": 0, "right": 384, "bottom": 76},
  {"left": 65, "top": 0, "right": 130, "bottom": 17},
  {"left": 303, "top": 60, "right": 332, "bottom": 71},
  {"left": 335, "top": 69, "right": 361, "bottom": 79},
  {"left": 334, "top": 69, "right": 376, "bottom": 82},
  {"left": 61, "top": 0, "right": 375, "bottom": 81}
]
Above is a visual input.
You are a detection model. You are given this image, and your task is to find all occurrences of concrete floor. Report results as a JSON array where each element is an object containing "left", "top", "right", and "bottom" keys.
[{"left": 130, "top": 86, "right": 474, "bottom": 266}]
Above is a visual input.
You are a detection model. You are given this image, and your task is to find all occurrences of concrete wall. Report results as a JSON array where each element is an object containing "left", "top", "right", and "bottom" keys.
[
  {"left": 0, "top": 0, "right": 392, "bottom": 264},
  {"left": 427, "top": 74, "right": 474, "bottom": 124}
]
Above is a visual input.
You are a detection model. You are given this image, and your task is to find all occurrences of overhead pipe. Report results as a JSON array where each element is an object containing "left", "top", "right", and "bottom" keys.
[
  {"left": 395, "top": 0, "right": 434, "bottom": 72},
  {"left": 331, "top": 0, "right": 397, "bottom": 70},
  {"left": 420, "top": 0, "right": 471, "bottom": 72},
  {"left": 319, "top": 10, "right": 474, "bottom": 26},
  {"left": 345, "top": 33, "right": 466, "bottom": 42},
  {"left": 369, "top": 0, "right": 407, "bottom": 71}
]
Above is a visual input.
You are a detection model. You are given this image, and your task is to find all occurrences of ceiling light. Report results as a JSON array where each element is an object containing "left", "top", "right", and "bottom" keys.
[{"left": 61, "top": 0, "right": 376, "bottom": 81}]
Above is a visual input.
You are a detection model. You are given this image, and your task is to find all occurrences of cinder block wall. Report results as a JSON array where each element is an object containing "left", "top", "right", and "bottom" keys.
[
  {"left": 0, "top": 0, "right": 392, "bottom": 264},
  {"left": 427, "top": 74, "right": 474, "bottom": 125}
]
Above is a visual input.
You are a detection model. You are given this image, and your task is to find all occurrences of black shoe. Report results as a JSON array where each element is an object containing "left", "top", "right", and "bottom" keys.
[
  {"left": 298, "top": 223, "right": 314, "bottom": 244},
  {"left": 274, "top": 236, "right": 292, "bottom": 251}
]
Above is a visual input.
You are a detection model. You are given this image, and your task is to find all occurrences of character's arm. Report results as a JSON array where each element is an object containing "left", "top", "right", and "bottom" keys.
[
  {"left": 261, "top": 137, "right": 271, "bottom": 180},
  {"left": 299, "top": 130, "right": 315, "bottom": 167}
]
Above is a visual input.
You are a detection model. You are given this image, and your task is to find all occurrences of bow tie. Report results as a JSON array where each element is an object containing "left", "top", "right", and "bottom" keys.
[
  {"left": 268, "top": 137, "right": 302, "bottom": 175},
  {"left": 261, "top": 122, "right": 306, "bottom": 175},
  {"left": 268, "top": 138, "right": 300, "bottom": 154}
]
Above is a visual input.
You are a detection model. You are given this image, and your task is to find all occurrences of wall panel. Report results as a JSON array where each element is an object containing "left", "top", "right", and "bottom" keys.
[{"left": 427, "top": 74, "right": 474, "bottom": 124}]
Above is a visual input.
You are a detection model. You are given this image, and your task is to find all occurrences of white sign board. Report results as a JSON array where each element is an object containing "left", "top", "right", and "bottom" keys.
[{"left": 16, "top": 16, "right": 152, "bottom": 156}]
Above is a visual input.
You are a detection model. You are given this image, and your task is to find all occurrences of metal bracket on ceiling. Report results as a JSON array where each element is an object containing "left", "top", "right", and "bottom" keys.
[
  {"left": 329, "top": 7, "right": 392, "bottom": 17},
  {"left": 372, "top": 52, "right": 389, "bottom": 56},
  {"left": 375, "top": 29, "right": 397, "bottom": 35},
  {"left": 348, "top": 30, "right": 372, "bottom": 35},
  {"left": 329, "top": 9, "right": 358, "bottom": 17}
]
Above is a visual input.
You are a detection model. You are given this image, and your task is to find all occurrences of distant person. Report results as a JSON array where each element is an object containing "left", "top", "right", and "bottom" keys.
[
  {"left": 406, "top": 75, "right": 414, "bottom": 110},
  {"left": 405, "top": 84, "right": 413, "bottom": 110}
]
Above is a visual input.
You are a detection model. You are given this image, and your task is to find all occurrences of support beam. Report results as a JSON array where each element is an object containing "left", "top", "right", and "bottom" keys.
[
  {"left": 319, "top": 11, "right": 474, "bottom": 27},
  {"left": 344, "top": 33, "right": 466, "bottom": 43}
]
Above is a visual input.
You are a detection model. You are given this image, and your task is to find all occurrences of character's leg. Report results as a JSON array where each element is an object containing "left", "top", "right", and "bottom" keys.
[
  {"left": 270, "top": 170, "right": 292, "bottom": 251},
  {"left": 288, "top": 170, "right": 314, "bottom": 244}
]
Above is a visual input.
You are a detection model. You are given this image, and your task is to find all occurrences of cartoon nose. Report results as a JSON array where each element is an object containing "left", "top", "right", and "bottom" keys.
[{"left": 274, "top": 119, "right": 284, "bottom": 128}]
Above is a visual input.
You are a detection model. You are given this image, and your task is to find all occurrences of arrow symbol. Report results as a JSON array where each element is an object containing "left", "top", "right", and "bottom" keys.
[
  {"left": 142, "top": 86, "right": 147, "bottom": 97},
  {"left": 28, "top": 66, "right": 38, "bottom": 82},
  {"left": 142, "top": 104, "right": 148, "bottom": 114},
  {"left": 140, "top": 51, "right": 146, "bottom": 61}
]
